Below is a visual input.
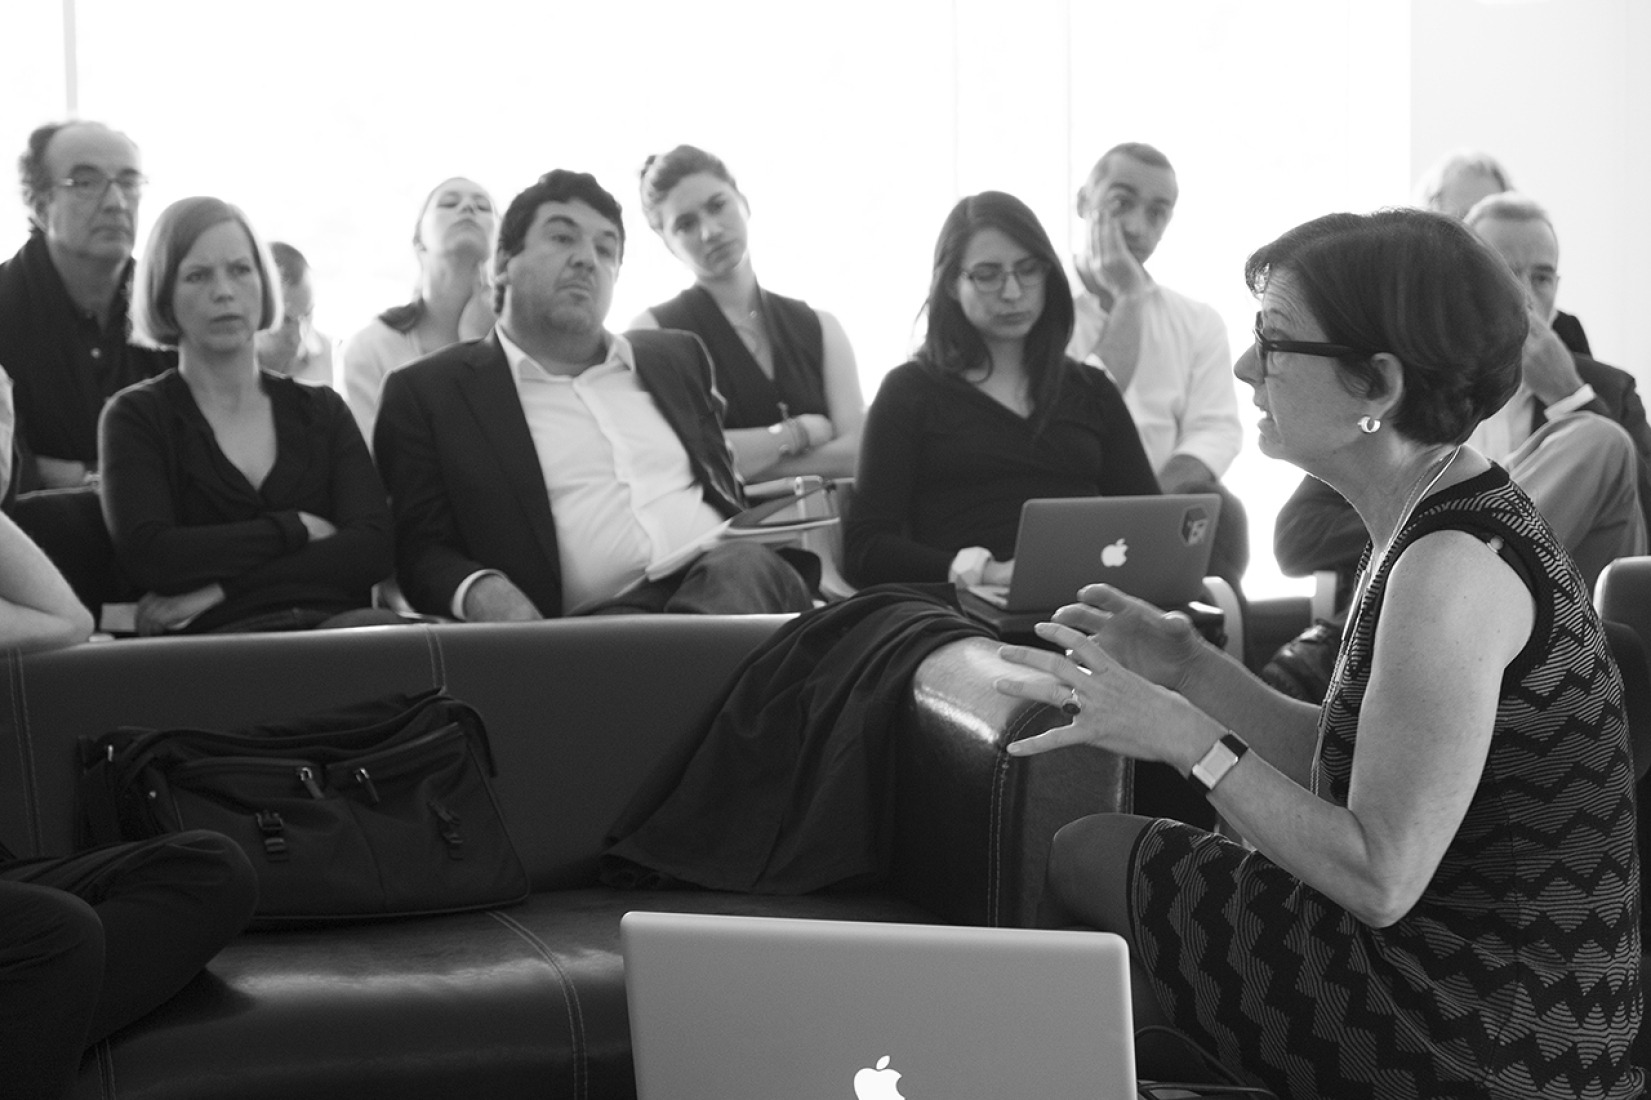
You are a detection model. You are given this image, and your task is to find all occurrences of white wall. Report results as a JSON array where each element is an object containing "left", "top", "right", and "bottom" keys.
[
  {"left": 29, "top": 1, "right": 1646, "bottom": 600},
  {"left": 1411, "top": 0, "right": 1650, "bottom": 379}
]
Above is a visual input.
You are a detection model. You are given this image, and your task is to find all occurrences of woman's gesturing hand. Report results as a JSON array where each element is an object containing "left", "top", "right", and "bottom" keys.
[
  {"left": 1047, "top": 583, "right": 1206, "bottom": 693},
  {"left": 992, "top": 618, "right": 1204, "bottom": 766}
]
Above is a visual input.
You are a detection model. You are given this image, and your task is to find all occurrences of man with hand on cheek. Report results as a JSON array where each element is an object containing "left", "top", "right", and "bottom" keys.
[{"left": 1069, "top": 143, "right": 1246, "bottom": 588}]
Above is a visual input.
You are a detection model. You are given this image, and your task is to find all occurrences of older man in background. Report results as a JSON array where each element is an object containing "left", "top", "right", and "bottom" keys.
[{"left": 0, "top": 120, "right": 172, "bottom": 491}]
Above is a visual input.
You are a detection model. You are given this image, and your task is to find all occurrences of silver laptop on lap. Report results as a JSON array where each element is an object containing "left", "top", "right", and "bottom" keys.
[
  {"left": 622, "top": 911, "right": 1138, "bottom": 1100},
  {"left": 967, "top": 493, "right": 1222, "bottom": 612}
]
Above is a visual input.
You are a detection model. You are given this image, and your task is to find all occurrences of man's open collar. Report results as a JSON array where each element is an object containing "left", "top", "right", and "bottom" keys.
[{"left": 496, "top": 325, "right": 634, "bottom": 381}]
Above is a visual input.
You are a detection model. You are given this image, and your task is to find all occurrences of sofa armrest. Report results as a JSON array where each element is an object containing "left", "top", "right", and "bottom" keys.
[{"left": 888, "top": 636, "right": 1131, "bottom": 928}]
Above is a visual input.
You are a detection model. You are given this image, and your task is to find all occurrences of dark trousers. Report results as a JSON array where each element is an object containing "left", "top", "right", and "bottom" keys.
[
  {"left": 582, "top": 541, "right": 815, "bottom": 616},
  {"left": 0, "top": 830, "right": 257, "bottom": 1099}
]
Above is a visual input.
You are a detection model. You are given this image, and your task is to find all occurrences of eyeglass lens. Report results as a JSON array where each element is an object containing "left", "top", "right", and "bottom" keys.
[
  {"left": 966, "top": 258, "right": 1047, "bottom": 291},
  {"left": 63, "top": 170, "right": 145, "bottom": 200}
]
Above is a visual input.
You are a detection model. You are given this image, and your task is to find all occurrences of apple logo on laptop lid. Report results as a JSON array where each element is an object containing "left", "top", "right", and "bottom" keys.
[
  {"left": 1100, "top": 538, "right": 1128, "bottom": 568},
  {"left": 854, "top": 1055, "right": 905, "bottom": 1100}
]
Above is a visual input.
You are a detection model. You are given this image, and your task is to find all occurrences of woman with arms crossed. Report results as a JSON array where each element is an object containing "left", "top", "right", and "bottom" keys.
[
  {"left": 633, "top": 146, "right": 863, "bottom": 481},
  {"left": 997, "top": 209, "right": 1641, "bottom": 1097},
  {"left": 844, "top": 190, "right": 1157, "bottom": 590},
  {"left": 100, "top": 197, "right": 396, "bottom": 634}
]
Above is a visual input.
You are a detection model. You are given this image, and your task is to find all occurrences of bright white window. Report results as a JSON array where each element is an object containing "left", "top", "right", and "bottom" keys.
[{"left": 0, "top": 0, "right": 1414, "bottom": 600}]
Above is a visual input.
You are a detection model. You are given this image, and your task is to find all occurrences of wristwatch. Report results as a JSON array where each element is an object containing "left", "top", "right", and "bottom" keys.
[{"left": 1190, "top": 731, "right": 1250, "bottom": 794}]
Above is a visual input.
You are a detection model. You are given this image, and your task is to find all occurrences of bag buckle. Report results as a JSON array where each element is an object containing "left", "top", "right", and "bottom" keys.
[{"left": 255, "top": 810, "right": 289, "bottom": 862}]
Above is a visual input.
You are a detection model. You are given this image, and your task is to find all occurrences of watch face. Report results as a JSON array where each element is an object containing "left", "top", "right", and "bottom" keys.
[{"left": 1192, "top": 739, "right": 1241, "bottom": 791}]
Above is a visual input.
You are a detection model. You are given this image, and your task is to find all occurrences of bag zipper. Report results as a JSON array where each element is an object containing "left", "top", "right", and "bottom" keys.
[{"left": 170, "top": 756, "right": 332, "bottom": 800}]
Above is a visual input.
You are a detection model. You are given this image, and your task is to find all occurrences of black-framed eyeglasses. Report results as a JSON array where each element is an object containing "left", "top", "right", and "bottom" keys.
[
  {"left": 962, "top": 257, "right": 1048, "bottom": 294},
  {"left": 55, "top": 169, "right": 146, "bottom": 203},
  {"left": 1252, "top": 312, "right": 1367, "bottom": 375}
]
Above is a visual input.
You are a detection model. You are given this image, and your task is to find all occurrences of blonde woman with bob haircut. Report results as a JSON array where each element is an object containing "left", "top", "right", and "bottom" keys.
[{"left": 99, "top": 196, "right": 398, "bottom": 634}]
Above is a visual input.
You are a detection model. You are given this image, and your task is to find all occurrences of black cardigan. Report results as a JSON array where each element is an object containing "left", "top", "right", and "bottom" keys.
[{"left": 98, "top": 370, "right": 392, "bottom": 632}]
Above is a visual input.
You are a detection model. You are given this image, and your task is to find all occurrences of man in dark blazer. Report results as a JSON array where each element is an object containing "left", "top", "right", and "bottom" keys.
[{"left": 373, "top": 170, "right": 811, "bottom": 622}]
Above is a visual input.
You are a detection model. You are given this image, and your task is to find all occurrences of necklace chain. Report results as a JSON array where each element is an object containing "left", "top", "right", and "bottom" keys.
[{"left": 1343, "top": 443, "right": 1463, "bottom": 644}]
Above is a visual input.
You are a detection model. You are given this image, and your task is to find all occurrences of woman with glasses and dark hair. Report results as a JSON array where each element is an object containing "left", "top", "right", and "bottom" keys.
[
  {"left": 632, "top": 145, "right": 863, "bottom": 480},
  {"left": 338, "top": 177, "right": 495, "bottom": 443},
  {"left": 842, "top": 190, "right": 1157, "bottom": 589},
  {"left": 98, "top": 196, "right": 399, "bottom": 635},
  {"left": 996, "top": 208, "right": 1642, "bottom": 1098}
]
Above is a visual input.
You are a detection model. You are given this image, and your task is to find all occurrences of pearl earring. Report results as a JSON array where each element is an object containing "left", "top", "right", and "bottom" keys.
[{"left": 1358, "top": 416, "right": 1381, "bottom": 434}]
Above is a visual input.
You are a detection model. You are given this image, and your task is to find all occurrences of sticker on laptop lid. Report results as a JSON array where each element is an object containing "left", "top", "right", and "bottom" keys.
[{"left": 1181, "top": 505, "right": 1213, "bottom": 546}]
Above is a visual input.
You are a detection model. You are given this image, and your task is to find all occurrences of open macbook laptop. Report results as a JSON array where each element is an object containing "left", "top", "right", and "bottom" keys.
[
  {"left": 622, "top": 911, "right": 1137, "bottom": 1100},
  {"left": 966, "top": 493, "right": 1221, "bottom": 613}
]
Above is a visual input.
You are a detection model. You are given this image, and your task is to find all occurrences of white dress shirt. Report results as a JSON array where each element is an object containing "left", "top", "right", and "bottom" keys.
[
  {"left": 1469, "top": 381, "right": 1597, "bottom": 460},
  {"left": 1068, "top": 283, "right": 1242, "bottom": 478},
  {"left": 481, "top": 328, "right": 725, "bottom": 616}
]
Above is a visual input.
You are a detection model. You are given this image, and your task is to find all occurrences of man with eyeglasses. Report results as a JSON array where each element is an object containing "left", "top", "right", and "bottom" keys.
[
  {"left": 0, "top": 120, "right": 173, "bottom": 494},
  {"left": 1067, "top": 142, "right": 1247, "bottom": 589}
]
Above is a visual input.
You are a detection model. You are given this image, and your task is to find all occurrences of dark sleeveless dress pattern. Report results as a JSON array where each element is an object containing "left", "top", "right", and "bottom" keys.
[
  {"left": 648, "top": 285, "right": 826, "bottom": 429},
  {"left": 1128, "top": 465, "right": 1642, "bottom": 1098}
]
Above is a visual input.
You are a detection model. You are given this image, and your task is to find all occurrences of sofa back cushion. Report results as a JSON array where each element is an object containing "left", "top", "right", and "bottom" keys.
[{"left": 0, "top": 615, "right": 786, "bottom": 888}]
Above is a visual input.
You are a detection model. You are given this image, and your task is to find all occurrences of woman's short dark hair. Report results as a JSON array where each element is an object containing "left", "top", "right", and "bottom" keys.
[
  {"left": 638, "top": 145, "right": 738, "bottom": 233},
  {"left": 1244, "top": 208, "right": 1526, "bottom": 445},
  {"left": 132, "top": 196, "right": 280, "bottom": 349},
  {"left": 491, "top": 169, "right": 625, "bottom": 314},
  {"left": 917, "top": 191, "right": 1075, "bottom": 427}
]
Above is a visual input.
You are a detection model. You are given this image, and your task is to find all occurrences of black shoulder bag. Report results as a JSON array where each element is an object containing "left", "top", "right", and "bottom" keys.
[{"left": 77, "top": 688, "right": 530, "bottom": 924}]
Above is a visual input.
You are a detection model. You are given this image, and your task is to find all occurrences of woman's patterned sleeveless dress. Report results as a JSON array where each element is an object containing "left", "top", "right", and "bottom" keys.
[{"left": 1128, "top": 466, "right": 1643, "bottom": 1098}]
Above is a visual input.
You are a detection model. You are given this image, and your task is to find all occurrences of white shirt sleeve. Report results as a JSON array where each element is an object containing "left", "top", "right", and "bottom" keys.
[
  {"left": 338, "top": 321, "right": 419, "bottom": 449},
  {"left": 1168, "top": 302, "right": 1244, "bottom": 478}
]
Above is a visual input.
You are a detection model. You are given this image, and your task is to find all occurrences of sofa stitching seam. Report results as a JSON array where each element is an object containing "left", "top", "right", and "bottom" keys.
[
  {"left": 486, "top": 908, "right": 588, "bottom": 1099},
  {"left": 8, "top": 653, "right": 41, "bottom": 856},
  {"left": 987, "top": 716, "right": 1012, "bottom": 925},
  {"left": 1003, "top": 703, "right": 1056, "bottom": 924},
  {"left": 422, "top": 626, "right": 447, "bottom": 690},
  {"left": 95, "top": 1038, "right": 115, "bottom": 1097}
]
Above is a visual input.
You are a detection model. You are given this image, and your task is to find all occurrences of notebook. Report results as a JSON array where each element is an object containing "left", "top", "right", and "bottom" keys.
[
  {"left": 622, "top": 911, "right": 1138, "bottom": 1100},
  {"left": 966, "top": 493, "right": 1222, "bottom": 613}
]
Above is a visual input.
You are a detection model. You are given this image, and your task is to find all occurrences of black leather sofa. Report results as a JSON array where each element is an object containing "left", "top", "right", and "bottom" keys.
[{"left": 0, "top": 614, "right": 1129, "bottom": 1099}]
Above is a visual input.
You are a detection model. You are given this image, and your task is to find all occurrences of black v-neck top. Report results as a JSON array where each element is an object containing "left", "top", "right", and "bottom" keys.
[
  {"left": 844, "top": 358, "right": 1158, "bottom": 585},
  {"left": 648, "top": 284, "right": 827, "bottom": 427},
  {"left": 98, "top": 369, "right": 392, "bottom": 631}
]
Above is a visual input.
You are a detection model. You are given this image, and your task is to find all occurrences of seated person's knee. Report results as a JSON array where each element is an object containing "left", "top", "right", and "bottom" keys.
[{"left": 2, "top": 883, "right": 105, "bottom": 983}]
